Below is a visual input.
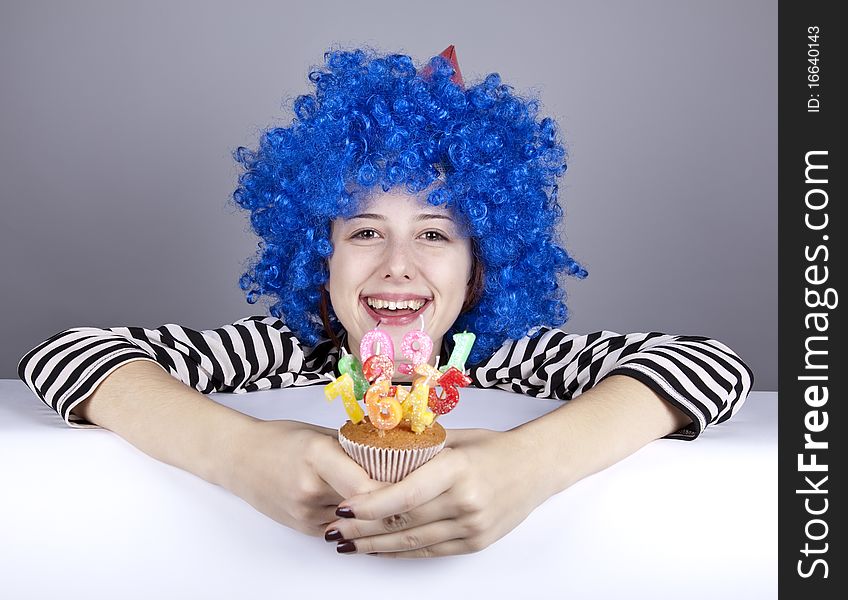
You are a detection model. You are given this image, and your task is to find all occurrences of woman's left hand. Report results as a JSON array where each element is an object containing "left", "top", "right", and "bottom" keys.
[{"left": 323, "top": 427, "right": 553, "bottom": 558}]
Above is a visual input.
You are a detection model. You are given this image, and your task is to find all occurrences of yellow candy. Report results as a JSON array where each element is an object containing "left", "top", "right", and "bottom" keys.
[
  {"left": 398, "top": 388, "right": 419, "bottom": 426},
  {"left": 407, "top": 381, "right": 436, "bottom": 434},
  {"left": 413, "top": 363, "right": 442, "bottom": 388},
  {"left": 395, "top": 386, "right": 412, "bottom": 420},
  {"left": 365, "top": 380, "right": 403, "bottom": 430},
  {"left": 394, "top": 385, "right": 410, "bottom": 403},
  {"left": 324, "top": 373, "right": 365, "bottom": 424}
]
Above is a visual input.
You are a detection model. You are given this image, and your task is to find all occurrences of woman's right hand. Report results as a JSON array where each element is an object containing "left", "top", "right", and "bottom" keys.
[
  {"left": 72, "top": 361, "right": 380, "bottom": 537},
  {"left": 223, "top": 419, "right": 387, "bottom": 537}
]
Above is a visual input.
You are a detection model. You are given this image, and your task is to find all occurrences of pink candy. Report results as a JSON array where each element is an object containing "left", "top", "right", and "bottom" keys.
[
  {"left": 360, "top": 329, "right": 394, "bottom": 362},
  {"left": 398, "top": 329, "right": 434, "bottom": 375}
]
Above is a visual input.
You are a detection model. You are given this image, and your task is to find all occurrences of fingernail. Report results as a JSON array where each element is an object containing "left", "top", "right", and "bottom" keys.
[
  {"left": 335, "top": 506, "right": 355, "bottom": 519},
  {"left": 336, "top": 540, "right": 357, "bottom": 554},
  {"left": 324, "top": 529, "right": 344, "bottom": 542}
]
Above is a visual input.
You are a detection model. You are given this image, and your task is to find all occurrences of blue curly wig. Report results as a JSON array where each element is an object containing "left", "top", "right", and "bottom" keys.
[{"left": 231, "top": 46, "right": 587, "bottom": 366}]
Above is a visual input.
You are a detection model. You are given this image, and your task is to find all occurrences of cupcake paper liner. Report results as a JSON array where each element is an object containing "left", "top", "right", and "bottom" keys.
[{"left": 338, "top": 430, "right": 445, "bottom": 483}]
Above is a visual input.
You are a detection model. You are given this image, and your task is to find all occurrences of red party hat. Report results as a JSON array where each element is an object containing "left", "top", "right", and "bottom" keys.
[{"left": 420, "top": 45, "right": 464, "bottom": 88}]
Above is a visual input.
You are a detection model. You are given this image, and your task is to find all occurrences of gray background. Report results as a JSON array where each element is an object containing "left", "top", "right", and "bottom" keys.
[{"left": 0, "top": 0, "right": 777, "bottom": 389}]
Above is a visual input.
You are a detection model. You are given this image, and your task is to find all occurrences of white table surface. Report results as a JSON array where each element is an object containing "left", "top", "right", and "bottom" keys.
[{"left": 0, "top": 380, "right": 777, "bottom": 600}]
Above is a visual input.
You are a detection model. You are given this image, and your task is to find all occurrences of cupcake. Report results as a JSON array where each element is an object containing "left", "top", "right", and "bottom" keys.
[
  {"left": 323, "top": 330, "right": 475, "bottom": 482},
  {"left": 338, "top": 417, "right": 446, "bottom": 483}
]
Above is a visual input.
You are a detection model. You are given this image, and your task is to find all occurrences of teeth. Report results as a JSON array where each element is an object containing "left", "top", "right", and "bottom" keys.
[{"left": 366, "top": 298, "right": 426, "bottom": 311}]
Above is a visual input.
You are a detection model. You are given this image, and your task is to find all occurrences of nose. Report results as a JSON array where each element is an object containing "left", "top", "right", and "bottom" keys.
[{"left": 382, "top": 238, "right": 418, "bottom": 281}]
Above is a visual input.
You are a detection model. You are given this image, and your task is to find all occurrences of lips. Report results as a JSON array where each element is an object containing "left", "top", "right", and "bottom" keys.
[{"left": 360, "top": 296, "right": 432, "bottom": 327}]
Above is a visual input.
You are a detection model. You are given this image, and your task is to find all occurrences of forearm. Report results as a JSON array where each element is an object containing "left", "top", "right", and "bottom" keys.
[
  {"left": 511, "top": 375, "right": 691, "bottom": 497},
  {"left": 74, "top": 360, "right": 257, "bottom": 489}
]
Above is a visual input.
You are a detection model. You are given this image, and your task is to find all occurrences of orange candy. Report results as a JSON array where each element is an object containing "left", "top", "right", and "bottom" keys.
[
  {"left": 413, "top": 363, "right": 442, "bottom": 387},
  {"left": 365, "top": 380, "right": 403, "bottom": 430}
]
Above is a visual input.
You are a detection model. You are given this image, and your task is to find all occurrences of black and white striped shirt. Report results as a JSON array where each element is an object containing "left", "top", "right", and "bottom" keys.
[{"left": 17, "top": 315, "right": 753, "bottom": 440}]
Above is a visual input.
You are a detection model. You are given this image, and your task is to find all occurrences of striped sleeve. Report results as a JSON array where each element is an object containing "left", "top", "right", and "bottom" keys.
[
  {"left": 469, "top": 328, "right": 754, "bottom": 440},
  {"left": 16, "top": 316, "right": 325, "bottom": 428}
]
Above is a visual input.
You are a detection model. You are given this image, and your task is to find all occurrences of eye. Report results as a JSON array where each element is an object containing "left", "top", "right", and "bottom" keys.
[
  {"left": 351, "top": 228, "right": 379, "bottom": 240},
  {"left": 421, "top": 230, "right": 448, "bottom": 242}
]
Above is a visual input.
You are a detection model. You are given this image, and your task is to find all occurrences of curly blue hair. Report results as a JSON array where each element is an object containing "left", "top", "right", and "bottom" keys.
[{"left": 231, "top": 46, "right": 587, "bottom": 366}]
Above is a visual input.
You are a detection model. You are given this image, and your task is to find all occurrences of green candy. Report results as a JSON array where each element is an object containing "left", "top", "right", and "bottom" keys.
[
  {"left": 439, "top": 331, "right": 476, "bottom": 373},
  {"left": 338, "top": 354, "right": 369, "bottom": 401}
]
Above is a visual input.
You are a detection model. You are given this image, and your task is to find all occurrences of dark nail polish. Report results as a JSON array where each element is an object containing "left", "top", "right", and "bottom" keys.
[
  {"left": 324, "top": 529, "right": 344, "bottom": 542},
  {"left": 337, "top": 540, "right": 357, "bottom": 554},
  {"left": 335, "top": 506, "right": 355, "bottom": 519}
]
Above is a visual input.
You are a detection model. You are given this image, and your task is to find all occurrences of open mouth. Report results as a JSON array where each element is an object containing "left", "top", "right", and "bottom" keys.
[{"left": 360, "top": 296, "right": 432, "bottom": 326}]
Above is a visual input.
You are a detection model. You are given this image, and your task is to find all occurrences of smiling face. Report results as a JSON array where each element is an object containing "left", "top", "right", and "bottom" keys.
[{"left": 327, "top": 191, "right": 473, "bottom": 381}]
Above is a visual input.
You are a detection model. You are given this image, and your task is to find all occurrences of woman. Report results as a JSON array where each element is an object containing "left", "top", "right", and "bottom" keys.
[{"left": 17, "top": 46, "right": 752, "bottom": 558}]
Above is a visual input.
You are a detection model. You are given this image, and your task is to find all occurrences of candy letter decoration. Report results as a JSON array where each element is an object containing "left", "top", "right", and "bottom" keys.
[
  {"left": 365, "top": 380, "right": 403, "bottom": 431},
  {"left": 398, "top": 329, "right": 434, "bottom": 375},
  {"left": 428, "top": 367, "right": 473, "bottom": 415},
  {"left": 338, "top": 353, "right": 369, "bottom": 401},
  {"left": 360, "top": 328, "right": 395, "bottom": 363},
  {"left": 412, "top": 363, "right": 442, "bottom": 388},
  {"left": 324, "top": 373, "right": 365, "bottom": 424},
  {"left": 394, "top": 386, "right": 413, "bottom": 420},
  {"left": 363, "top": 354, "right": 395, "bottom": 383},
  {"left": 406, "top": 381, "right": 436, "bottom": 434},
  {"left": 440, "top": 331, "right": 476, "bottom": 373}
]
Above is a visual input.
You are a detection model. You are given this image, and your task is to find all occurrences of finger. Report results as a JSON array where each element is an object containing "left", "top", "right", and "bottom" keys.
[
  {"left": 313, "top": 486, "right": 344, "bottom": 506},
  {"left": 314, "top": 444, "right": 389, "bottom": 499},
  {"left": 337, "top": 520, "right": 462, "bottom": 555},
  {"left": 325, "top": 493, "right": 457, "bottom": 540},
  {"left": 304, "top": 463, "right": 350, "bottom": 505},
  {"left": 370, "top": 538, "right": 478, "bottom": 559},
  {"left": 337, "top": 449, "right": 458, "bottom": 520},
  {"left": 302, "top": 505, "right": 345, "bottom": 534},
  {"left": 316, "top": 505, "right": 345, "bottom": 529},
  {"left": 287, "top": 504, "right": 344, "bottom": 538}
]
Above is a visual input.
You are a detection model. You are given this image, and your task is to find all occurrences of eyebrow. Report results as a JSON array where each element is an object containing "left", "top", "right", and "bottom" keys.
[{"left": 349, "top": 213, "right": 455, "bottom": 223}]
